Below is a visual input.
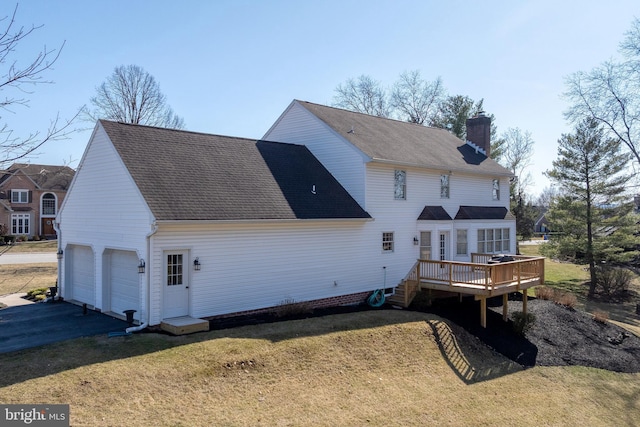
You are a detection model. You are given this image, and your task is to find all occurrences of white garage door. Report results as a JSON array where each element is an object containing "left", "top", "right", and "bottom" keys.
[
  {"left": 69, "top": 245, "right": 95, "bottom": 305},
  {"left": 108, "top": 250, "right": 140, "bottom": 319}
]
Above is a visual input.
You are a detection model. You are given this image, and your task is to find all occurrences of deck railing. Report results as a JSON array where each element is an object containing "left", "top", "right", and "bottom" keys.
[{"left": 415, "top": 254, "right": 545, "bottom": 294}]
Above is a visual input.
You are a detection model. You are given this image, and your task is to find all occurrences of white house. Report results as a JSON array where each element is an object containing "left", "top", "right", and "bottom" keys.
[{"left": 57, "top": 100, "right": 514, "bottom": 330}]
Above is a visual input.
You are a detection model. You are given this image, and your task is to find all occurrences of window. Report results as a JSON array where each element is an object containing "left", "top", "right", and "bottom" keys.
[
  {"left": 11, "top": 189, "right": 29, "bottom": 203},
  {"left": 42, "top": 193, "right": 56, "bottom": 215},
  {"left": 456, "top": 229, "right": 468, "bottom": 255},
  {"left": 382, "top": 232, "right": 394, "bottom": 252},
  {"left": 394, "top": 170, "right": 406, "bottom": 200},
  {"left": 420, "top": 231, "right": 432, "bottom": 259},
  {"left": 492, "top": 179, "right": 500, "bottom": 200},
  {"left": 477, "top": 228, "right": 511, "bottom": 254},
  {"left": 167, "top": 254, "right": 184, "bottom": 285},
  {"left": 440, "top": 175, "right": 450, "bottom": 198},
  {"left": 11, "top": 213, "right": 30, "bottom": 235}
]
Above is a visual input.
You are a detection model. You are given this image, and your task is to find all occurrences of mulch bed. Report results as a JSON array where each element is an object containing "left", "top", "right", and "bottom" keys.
[
  {"left": 423, "top": 295, "right": 640, "bottom": 373},
  {"left": 200, "top": 292, "right": 640, "bottom": 373}
]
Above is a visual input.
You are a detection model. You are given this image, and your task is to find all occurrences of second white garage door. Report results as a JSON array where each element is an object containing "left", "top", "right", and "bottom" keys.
[{"left": 108, "top": 250, "right": 140, "bottom": 319}]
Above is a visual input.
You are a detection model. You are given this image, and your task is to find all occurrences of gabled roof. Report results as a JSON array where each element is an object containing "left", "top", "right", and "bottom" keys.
[
  {"left": 454, "top": 206, "right": 514, "bottom": 220},
  {"left": 0, "top": 163, "right": 75, "bottom": 190},
  {"left": 417, "top": 206, "right": 452, "bottom": 221},
  {"left": 99, "top": 120, "right": 371, "bottom": 221},
  {"left": 295, "top": 100, "right": 512, "bottom": 177}
]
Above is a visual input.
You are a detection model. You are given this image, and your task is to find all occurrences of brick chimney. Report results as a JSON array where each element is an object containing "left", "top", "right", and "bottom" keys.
[{"left": 466, "top": 112, "right": 491, "bottom": 157}]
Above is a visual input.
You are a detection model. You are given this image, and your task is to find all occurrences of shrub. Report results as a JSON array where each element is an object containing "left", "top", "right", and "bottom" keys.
[
  {"left": 511, "top": 311, "right": 536, "bottom": 336},
  {"left": 594, "top": 266, "right": 633, "bottom": 302},
  {"left": 272, "top": 298, "right": 313, "bottom": 318},
  {"left": 535, "top": 286, "right": 555, "bottom": 300},
  {"left": 593, "top": 310, "right": 609, "bottom": 324},
  {"left": 555, "top": 292, "right": 577, "bottom": 309}
]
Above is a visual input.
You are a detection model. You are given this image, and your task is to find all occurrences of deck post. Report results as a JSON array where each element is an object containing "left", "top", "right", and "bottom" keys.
[
  {"left": 480, "top": 297, "right": 487, "bottom": 328},
  {"left": 522, "top": 288, "right": 528, "bottom": 315},
  {"left": 502, "top": 294, "right": 508, "bottom": 321}
]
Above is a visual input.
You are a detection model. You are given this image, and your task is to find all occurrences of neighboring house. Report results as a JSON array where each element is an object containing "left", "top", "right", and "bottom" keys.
[
  {"left": 57, "top": 100, "right": 515, "bottom": 329},
  {"left": 0, "top": 163, "right": 74, "bottom": 239},
  {"left": 534, "top": 208, "right": 550, "bottom": 235}
]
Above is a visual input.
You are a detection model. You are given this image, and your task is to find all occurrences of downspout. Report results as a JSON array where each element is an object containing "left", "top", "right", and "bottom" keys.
[
  {"left": 126, "top": 221, "right": 158, "bottom": 333},
  {"left": 53, "top": 220, "right": 62, "bottom": 299}
]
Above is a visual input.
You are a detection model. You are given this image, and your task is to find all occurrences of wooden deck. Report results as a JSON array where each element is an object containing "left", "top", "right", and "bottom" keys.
[{"left": 388, "top": 254, "right": 545, "bottom": 328}]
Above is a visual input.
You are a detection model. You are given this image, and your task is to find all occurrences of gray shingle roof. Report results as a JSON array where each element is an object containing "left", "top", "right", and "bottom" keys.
[
  {"left": 99, "top": 120, "right": 370, "bottom": 221},
  {"left": 454, "top": 206, "right": 514, "bottom": 220},
  {"left": 296, "top": 101, "right": 513, "bottom": 176},
  {"left": 417, "top": 206, "right": 453, "bottom": 221},
  {"left": 0, "top": 163, "right": 75, "bottom": 190}
]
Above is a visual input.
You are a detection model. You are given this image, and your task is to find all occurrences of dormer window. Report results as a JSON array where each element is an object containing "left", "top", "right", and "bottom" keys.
[
  {"left": 394, "top": 170, "right": 406, "bottom": 200},
  {"left": 492, "top": 179, "right": 500, "bottom": 200},
  {"left": 11, "top": 189, "right": 29, "bottom": 203},
  {"left": 440, "top": 175, "right": 450, "bottom": 199}
]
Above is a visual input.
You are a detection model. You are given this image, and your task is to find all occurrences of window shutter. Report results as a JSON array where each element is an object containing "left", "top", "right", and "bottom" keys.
[
  {"left": 8, "top": 190, "right": 11, "bottom": 202},
  {"left": 28, "top": 191, "right": 32, "bottom": 203}
]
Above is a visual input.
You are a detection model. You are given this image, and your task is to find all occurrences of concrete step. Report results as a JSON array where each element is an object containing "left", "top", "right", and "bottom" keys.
[{"left": 161, "top": 316, "right": 209, "bottom": 335}]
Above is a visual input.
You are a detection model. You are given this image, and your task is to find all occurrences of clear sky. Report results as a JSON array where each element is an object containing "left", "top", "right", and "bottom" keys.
[{"left": 5, "top": 0, "right": 640, "bottom": 196}]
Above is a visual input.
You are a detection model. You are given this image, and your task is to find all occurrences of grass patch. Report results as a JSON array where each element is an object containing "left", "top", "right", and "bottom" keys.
[
  {"left": 520, "top": 244, "right": 590, "bottom": 297},
  {"left": 0, "top": 310, "right": 637, "bottom": 426},
  {"left": 1, "top": 240, "right": 57, "bottom": 253},
  {"left": 0, "top": 263, "right": 57, "bottom": 296}
]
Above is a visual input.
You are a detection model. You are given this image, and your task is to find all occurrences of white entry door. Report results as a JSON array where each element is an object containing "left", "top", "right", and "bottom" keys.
[{"left": 163, "top": 251, "right": 189, "bottom": 318}]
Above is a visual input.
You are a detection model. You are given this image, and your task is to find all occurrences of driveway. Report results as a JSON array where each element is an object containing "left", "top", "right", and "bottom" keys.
[{"left": 0, "top": 300, "right": 129, "bottom": 354}]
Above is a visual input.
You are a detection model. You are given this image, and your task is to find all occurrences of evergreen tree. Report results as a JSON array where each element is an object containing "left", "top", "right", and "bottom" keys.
[{"left": 543, "top": 118, "right": 638, "bottom": 297}]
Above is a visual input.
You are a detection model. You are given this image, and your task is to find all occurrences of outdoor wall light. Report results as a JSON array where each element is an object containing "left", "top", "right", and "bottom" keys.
[
  {"left": 194, "top": 257, "right": 201, "bottom": 271},
  {"left": 56, "top": 248, "right": 64, "bottom": 259},
  {"left": 413, "top": 236, "right": 419, "bottom": 245},
  {"left": 138, "top": 259, "right": 145, "bottom": 274}
]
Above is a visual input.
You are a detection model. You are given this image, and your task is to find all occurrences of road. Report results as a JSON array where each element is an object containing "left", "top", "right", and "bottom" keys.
[{"left": 0, "top": 252, "right": 57, "bottom": 264}]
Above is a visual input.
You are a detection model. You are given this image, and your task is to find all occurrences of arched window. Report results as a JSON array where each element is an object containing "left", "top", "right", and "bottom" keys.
[{"left": 42, "top": 193, "right": 56, "bottom": 215}]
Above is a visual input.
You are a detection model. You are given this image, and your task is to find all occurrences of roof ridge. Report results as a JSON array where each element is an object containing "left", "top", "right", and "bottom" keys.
[
  {"left": 99, "top": 119, "right": 258, "bottom": 144},
  {"left": 294, "top": 99, "right": 450, "bottom": 132}
]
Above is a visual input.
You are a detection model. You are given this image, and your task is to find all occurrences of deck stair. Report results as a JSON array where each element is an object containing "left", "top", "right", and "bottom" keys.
[{"left": 386, "top": 261, "right": 420, "bottom": 308}]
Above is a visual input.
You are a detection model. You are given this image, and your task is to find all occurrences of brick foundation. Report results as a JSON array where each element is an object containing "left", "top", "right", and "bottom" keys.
[{"left": 207, "top": 291, "right": 372, "bottom": 320}]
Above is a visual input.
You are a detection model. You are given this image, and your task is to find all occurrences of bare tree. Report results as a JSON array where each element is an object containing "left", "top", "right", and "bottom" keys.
[
  {"left": 500, "top": 127, "right": 535, "bottom": 196},
  {"left": 87, "top": 65, "right": 185, "bottom": 129},
  {"left": 332, "top": 75, "right": 391, "bottom": 117},
  {"left": 564, "top": 18, "right": 640, "bottom": 168},
  {"left": 0, "top": 4, "right": 78, "bottom": 167},
  {"left": 391, "top": 70, "right": 444, "bottom": 124}
]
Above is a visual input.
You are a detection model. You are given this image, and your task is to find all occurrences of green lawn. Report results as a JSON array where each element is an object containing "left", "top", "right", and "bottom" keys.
[{"left": 520, "top": 243, "right": 590, "bottom": 295}]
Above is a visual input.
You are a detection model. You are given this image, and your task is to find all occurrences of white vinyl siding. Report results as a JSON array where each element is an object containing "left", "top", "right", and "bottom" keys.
[
  {"left": 149, "top": 221, "right": 381, "bottom": 324},
  {"left": 59, "top": 124, "right": 152, "bottom": 312}
]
